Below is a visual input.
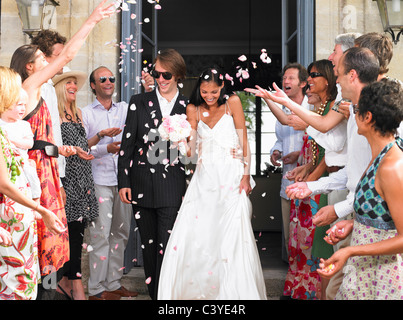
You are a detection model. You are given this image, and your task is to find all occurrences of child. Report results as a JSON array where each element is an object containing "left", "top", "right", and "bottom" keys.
[{"left": 0, "top": 88, "right": 41, "bottom": 202}]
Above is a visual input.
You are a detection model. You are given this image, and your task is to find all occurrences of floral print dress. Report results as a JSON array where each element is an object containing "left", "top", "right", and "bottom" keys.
[
  {"left": 283, "top": 133, "right": 322, "bottom": 300},
  {"left": 0, "top": 128, "right": 40, "bottom": 300},
  {"left": 24, "top": 98, "right": 69, "bottom": 277}
]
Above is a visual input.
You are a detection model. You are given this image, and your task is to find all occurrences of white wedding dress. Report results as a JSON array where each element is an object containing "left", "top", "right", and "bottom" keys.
[{"left": 158, "top": 112, "right": 267, "bottom": 300}]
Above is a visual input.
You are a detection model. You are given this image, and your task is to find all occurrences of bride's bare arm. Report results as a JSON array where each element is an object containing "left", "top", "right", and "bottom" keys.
[
  {"left": 185, "top": 104, "right": 198, "bottom": 159},
  {"left": 228, "top": 95, "right": 253, "bottom": 195}
]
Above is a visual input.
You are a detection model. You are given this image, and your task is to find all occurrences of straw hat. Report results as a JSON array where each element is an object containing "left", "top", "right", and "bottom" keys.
[{"left": 52, "top": 69, "right": 87, "bottom": 91}]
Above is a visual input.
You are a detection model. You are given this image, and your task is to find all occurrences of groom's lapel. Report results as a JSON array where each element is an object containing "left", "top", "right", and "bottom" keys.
[
  {"left": 170, "top": 94, "right": 188, "bottom": 116},
  {"left": 144, "top": 91, "right": 163, "bottom": 128}
]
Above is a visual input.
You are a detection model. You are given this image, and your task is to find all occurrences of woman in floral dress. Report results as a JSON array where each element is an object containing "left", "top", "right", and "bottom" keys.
[{"left": 0, "top": 66, "right": 64, "bottom": 300}]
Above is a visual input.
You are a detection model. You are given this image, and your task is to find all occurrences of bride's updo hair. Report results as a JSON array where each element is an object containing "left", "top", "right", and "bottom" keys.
[{"left": 189, "top": 66, "right": 227, "bottom": 107}]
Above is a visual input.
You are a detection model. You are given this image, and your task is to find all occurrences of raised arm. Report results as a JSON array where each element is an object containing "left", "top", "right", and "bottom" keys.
[
  {"left": 248, "top": 83, "right": 345, "bottom": 133},
  {"left": 244, "top": 88, "right": 289, "bottom": 125},
  {"left": 23, "top": 0, "right": 116, "bottom": 108}
]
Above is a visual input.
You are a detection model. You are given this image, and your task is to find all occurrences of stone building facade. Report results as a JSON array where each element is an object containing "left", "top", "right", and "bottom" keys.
[{"left": 1, "top": 0, "right": 402, "bottom": 101}]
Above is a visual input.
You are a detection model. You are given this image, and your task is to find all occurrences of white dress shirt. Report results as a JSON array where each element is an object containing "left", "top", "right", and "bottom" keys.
[
  {"left": 307, "top": 81, "right": 403, "bottom": 218},
  {"left": 306, "top": 118, "right": 348, "bottom": 167},
  {"left": 307, "top": 103, "right": 372, "bottom": 218},
  {"left": 156, "top": 87, "right": 179, "bottom": 118},
  {"left": 41, "top": 80, "right": 66, "bottom": 180},
  {"left": 81, "top": 99, "right": 128, "bottom": 186},
  {"left": 270, "top": 96, "right": 310, "bottom": 199}
]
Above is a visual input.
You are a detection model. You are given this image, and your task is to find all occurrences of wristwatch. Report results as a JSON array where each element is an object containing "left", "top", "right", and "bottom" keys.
[{"left": 96, "top": 132, "right": 103, "bottom": 139}]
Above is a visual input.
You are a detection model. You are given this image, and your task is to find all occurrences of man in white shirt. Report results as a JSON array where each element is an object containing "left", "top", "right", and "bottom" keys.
[
  {"left": 82, "top": 66, "right": 137, "bottom": 300},
  {"left": 268, "top": 63, "right": 309, "bottom": 260}
]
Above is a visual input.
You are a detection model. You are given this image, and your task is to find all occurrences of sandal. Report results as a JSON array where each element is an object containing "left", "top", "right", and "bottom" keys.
[{"left": 57, "top": 284, "right": 74, "bottom": 300}]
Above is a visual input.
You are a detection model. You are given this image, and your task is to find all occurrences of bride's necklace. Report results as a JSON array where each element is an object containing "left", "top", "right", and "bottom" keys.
[{"left": 311, "top": 100, "right": 328, "bottom": 166}]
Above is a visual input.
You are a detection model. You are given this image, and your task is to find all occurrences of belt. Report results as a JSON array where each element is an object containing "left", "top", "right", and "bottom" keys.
[
  {"left": 30, "top": 140, "right": 59, "bottom": 158},
  {"left": 327, "top": 166, "right": 344, "bottom": 173}
]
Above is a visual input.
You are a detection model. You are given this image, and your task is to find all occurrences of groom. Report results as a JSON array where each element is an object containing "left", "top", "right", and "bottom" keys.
[{"left": 118, "top": 49, "right": 188, "bottom": 300}]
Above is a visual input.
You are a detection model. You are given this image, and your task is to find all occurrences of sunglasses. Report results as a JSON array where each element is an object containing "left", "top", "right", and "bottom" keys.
[
  {"left": 309, "top": 72, "right": 324, "bottom": 78},
  {"left": 99, "top": 76, "right": 116, "bottom": 83},
  {"left": 151, "top": 69, "right": 173, "bottom": 80},
  {"left": 353, "top": 104, "right": 359, "bottom": 114}
]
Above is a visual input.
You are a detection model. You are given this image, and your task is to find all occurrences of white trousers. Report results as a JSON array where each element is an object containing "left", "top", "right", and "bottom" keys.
[{"left": 88, "top": 184, "right": 132, "bottom": 296}]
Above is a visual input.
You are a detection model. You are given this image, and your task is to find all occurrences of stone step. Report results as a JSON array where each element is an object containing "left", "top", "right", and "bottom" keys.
[{"left": 119, "top": 267, "right": 287, "bottom": 299}]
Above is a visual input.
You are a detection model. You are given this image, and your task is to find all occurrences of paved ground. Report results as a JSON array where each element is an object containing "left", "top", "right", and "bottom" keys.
[{"left": 117, "top": 231, "right": 288, "bottom": 300}]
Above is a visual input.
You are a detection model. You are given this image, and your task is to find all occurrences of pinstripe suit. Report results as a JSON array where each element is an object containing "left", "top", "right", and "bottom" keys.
[{"left": 118, "top": 90, "right": 188, "bottom": 299}]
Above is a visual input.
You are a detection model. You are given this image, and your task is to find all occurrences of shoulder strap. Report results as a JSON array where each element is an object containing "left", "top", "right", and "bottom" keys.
[
  {"left": 24, "top": 97, "right": 43, "bottom": 122},
  {"left": 226, "top": 101, "right": 232, "bottom": 115}
]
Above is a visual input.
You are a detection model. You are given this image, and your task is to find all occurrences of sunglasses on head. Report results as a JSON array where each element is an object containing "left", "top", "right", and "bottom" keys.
[
  {"left": 99, "top": 76, "right": 116, "bottom": 83},
  {"left": 309, "top": 72, "right": 324, "bottom": 78},
  {"left": 151, "top": 69, "right": 173, "bottom": 80}
]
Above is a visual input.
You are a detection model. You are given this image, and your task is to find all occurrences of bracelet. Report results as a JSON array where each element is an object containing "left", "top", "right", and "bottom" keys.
[{"left": 96, "top": 132, "right": 103, "bottom": 139}]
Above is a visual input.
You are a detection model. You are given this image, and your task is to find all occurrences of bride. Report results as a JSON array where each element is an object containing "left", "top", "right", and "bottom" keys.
[{"left": 157, "top": 67, "right": 267, "bottom": 300}]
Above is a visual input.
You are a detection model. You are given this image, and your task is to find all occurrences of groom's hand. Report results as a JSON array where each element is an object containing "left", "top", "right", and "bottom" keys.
[{"left": 119, "top": 188, "right": 132, "bottom": 204}]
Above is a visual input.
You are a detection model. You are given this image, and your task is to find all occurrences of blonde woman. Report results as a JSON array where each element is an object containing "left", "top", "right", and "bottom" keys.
[
  {"left": 0, "top": 67, "right": 65, "bottom": 300},
  {"left": 53, "top": 71, "right": 98, "bottom": 300}
]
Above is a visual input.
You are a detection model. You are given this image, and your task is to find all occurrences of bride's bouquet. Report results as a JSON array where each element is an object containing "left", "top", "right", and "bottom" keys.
[{"left": 158, "top": 114, "right": 191, "bottom": 155}]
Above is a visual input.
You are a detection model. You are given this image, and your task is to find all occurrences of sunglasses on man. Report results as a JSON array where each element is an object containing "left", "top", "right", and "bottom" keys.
[
  {"left": 151, "top": 69, "right": 173, "bottom": 80},
  {"left": 99, "top": 76, "right": 116, "bottom": 83}
]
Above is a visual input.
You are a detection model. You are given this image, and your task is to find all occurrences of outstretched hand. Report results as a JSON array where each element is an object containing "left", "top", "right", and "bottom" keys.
[
  {"left": 323, "top": 219, "right": 354, "bottom": 245},
  {"left": 0, "top": 227, "right": 12, "bottom": 246},
  {"left": 100, "top": 127, "right": 123, "bottom": 138},
  {"left": 90, "top": 0, "right": 118, "bottom": 23},
  {"left": 245, "top": 83, "right": 290, "bottom": 106},
  {"left": 317, "top": 247, "right": 351, "bottom": 279},
  {"left": 75, "top": 146, "right": 95, "bottom": 161},
  {"left": 37, "top": 207, "right": 67, "bottom": 235},
  {"left": 285, "top": 182, "right": 312, "bottom": 199}
]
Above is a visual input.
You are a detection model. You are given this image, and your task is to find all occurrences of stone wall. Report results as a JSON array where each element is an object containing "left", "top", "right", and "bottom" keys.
[
  {"left": 1, "top": 0, "right": 121, "bottom": 107},
  {"left": 316, "top": 0, "right": 403, "bottom": 81}
]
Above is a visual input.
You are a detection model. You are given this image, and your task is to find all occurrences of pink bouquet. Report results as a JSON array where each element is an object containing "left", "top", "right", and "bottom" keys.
[{"left": 158, "top": 114, "right": 191, "bottom": 155}]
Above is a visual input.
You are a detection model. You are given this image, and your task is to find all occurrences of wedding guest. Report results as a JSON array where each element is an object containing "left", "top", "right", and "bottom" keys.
[
  {"left": 318, "top": 78, "right": 403, "bottom": 300},
  {"left": 53, "top": 70, "right": 99, "bottom": 300},
  {"left": 328, "top": 33, "right": 362, "bottom": 77},
  {"left": 82, "top": 66, "right": 137, "bottom": 300},
  {"left": 31, "top": 30, "right": 67, "bottom": 203},
  {"left": 354, "top": 32, "right": 393, "bottom": 81},
  {"left": 0, "top": 66, "right": 65, "bottom": 300},
  {"left": 0, "top": 88, "right": 41, "bottom": 201},
  {"left": 9, "top": 0, "right": 116, "bottom": 299},
  {"left": 286, "top": 48, "right": 380, "bottom": 236},
  {"left": 118, "top": 48, "right": 188, "bottom": 300},
  {"left": 266, "top": 63, "right": 309, "bottom": 261},
  {"left": 158, "top": 66, "right": 267, "bottom": 300},
  {"left": 247, "top": 59, "right": 338, "bottom": 299}
]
